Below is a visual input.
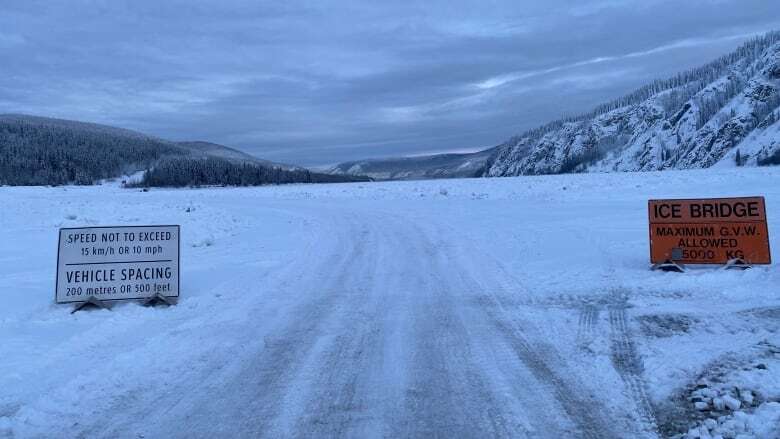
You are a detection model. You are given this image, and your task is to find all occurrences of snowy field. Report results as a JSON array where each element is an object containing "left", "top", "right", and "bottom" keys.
[{"left": 1, "top": 168, "right": 779, "bottom": 439}]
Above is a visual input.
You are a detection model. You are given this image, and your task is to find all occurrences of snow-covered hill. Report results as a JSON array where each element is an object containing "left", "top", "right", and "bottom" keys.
[{"left": 485, "top": 32, "right": 780, "bottom": 176}]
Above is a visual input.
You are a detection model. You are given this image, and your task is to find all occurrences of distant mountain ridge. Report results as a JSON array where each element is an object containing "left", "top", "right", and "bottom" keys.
[
  {"left": 328, "top": 149, "right": 493, "bottom": 181},
  {"left": 174, "top": 141, "right": 301, "bottom": 170},
  {"left": 0, "top": 114, "right": 360, "bottom": 186}
]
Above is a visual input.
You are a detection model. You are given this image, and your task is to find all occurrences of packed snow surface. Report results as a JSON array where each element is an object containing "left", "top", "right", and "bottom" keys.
[{"left": 1, "top": 168, "right": 779, "bottom": 438}]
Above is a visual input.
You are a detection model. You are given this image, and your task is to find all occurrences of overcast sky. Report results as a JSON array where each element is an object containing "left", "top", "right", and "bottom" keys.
[{"left": 1, "top": 1, "right": 779, "bottom": 166}]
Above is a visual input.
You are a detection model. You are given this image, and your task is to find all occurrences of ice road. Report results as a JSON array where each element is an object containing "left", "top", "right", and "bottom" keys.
[{"left": 1, "top": 168, "right": 779, "bottom": 438}]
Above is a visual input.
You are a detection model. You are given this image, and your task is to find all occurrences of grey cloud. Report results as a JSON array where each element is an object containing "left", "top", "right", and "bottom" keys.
[{"left": 0, "top": 0, "right": 778, "bottom": 166}]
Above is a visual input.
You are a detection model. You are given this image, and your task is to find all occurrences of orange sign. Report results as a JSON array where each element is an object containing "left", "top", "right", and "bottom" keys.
[{"left": 648, "top": 197, "right": 771, "bottom": 264}]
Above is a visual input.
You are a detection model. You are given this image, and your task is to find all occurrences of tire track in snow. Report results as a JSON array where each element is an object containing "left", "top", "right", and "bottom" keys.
[
  {"left": 45, "top": 200, "right": 656, "bottom": 438},
  {"left": 283, "top": 224, "right": 386, "bottom": 438},
  {"left": 428, "top": 220, "right": 623, "bottom": 439},
  {"left": 32, "top": 207, "right": 330, "bottom": 439},
  {"left": 608, "top": 302, "right": 660, "bottom": 437},
  {"left": 92, "top": 207, "right": 378, "bottom": 439},
  {"left": 440, "top": 213, "right": 663, "bottom": 438},
  {"left": 576, "top": 304, "right": 600, "bottom": 351},
  {"left": 209, "top": 216, "right": 376, "bottom": 438},
  {"left": 277, "top": 211, "right": 526, "bottom": 437},
  {"left": 486, "top": 308, "right": 620, "bottom": 439},
  {"left": 393, "top": 221, "right": 520, "bottom": 438}
]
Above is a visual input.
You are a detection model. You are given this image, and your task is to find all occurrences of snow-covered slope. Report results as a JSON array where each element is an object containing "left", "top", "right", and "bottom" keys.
[
  {"left": 1, "top": 168, "right": 779, "bottom": 438},
  {"left": 485, "top": 32, "right": 780, "bottom": 177}
]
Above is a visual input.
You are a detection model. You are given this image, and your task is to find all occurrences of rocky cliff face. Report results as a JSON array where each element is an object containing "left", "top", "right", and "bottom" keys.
[{"left": 484, "top": 32, "right": 780, "bottom": 177}]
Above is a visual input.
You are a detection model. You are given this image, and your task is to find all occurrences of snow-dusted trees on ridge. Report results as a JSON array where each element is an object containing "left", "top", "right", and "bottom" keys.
[
  {"left": 754, "top": 94, "right": 780, "bottom": 127},
  {"left": 0, "top": 118, "right": 186, "bottom": 186},
  {"left": 758, "top": 149, "right": 780, "bottom": 166},
  {"left": 695, "top": 77, "right": 746, "bottom": 129}
]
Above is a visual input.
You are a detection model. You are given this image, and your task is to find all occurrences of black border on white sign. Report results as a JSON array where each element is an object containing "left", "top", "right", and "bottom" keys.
[{"left": 55, "top": 225, "right": 181, "bottom": 304}]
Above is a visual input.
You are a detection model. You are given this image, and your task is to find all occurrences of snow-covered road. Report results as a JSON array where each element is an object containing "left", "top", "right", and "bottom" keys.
[
  {"left": 132, "top": 203, "right": 618, "bottom": 438},
  {"left": 2, "top": 168, "right": 779, "bottom": 438}
]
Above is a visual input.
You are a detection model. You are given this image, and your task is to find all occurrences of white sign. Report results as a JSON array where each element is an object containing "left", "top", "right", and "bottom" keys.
[{"left": 56, "top": 225, "right": 180, "bottom": 304}]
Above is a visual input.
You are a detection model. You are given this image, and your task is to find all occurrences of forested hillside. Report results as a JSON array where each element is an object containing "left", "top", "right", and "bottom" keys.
[
  {"left": 0, "top": 115, "right": 361, "bottom": 186},
  {"left": 136, "top": 157, "right": 369, "bottom": 187},
  {"left": 0, "top": 115, "right": 187, "bottom": 185}
]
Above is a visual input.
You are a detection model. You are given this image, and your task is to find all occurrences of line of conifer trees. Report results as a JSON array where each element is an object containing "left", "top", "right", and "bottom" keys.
[{"left": 133, "top": 157, "right": 368, "bottom": 187}]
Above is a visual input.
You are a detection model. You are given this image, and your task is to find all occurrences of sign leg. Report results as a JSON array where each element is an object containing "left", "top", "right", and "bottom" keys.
[
  {"left": 723, "top": 258, "right": 752, "bottom": 270},
  {"left": 142, "top": 293, "right": 176, "bottom": 307},
  {"left": 650, "top": 260, "right": 686, "bottom": 273},
  {"left": 71, "top": 296, "right": 112, "bottom": 314}
]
